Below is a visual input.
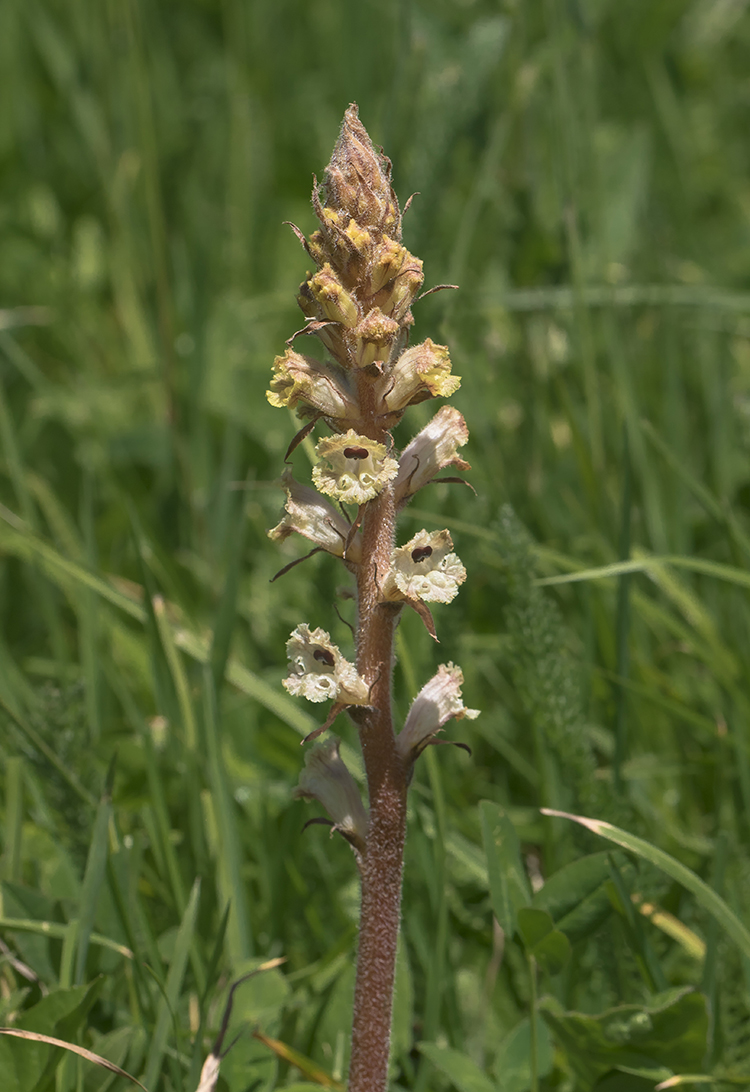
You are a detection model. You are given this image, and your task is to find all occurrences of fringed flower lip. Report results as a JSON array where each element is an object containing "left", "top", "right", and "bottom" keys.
[
  {"left": 268, "top": 470, "right": 361, "bottom": 563},
  {"left": 266, "top": 348, "right": 358, "bottom": 422},
  {"left": 294, "top": 737, "right": 369, "bottom": 854},
  {"left": 396, "top": 663, "right": 479, "bottom": 763},
  {"left": 394, "top": 405, "right": 470, "bottom": 505},
  {"left": 284, "top": 624, "right": 369, "bottom": 706},
  {"left": 382, "top": 529, "right": 466, "bottom": 605},
  {"left": 312, "top": 430, "right": 399, "bottom": 506},
  {"left": 376, "top": 338, "right": 461, "bottom": 414}
]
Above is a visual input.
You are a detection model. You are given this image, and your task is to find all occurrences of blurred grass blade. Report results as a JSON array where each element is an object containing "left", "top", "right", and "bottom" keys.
[
  {"left": 74, "top": 766, "right": 114, "bottom": 984},
  {"left": 142, "top": 877, "right": 201, "bottom": 1091},
  {"left": 202, "top": 664, "right": 252, "bottom": 962},
  {"left": 153, "top": 594, "right": 198, "bottom": 752},
  {"left": 542, "top": 810, "right": 750, "bottom": 960},
  {"left": 252, "top": 1030, "right": 344, "bottom": 1090},
  {"left": 4, "top": 755, "right": 24, "bottom": 882}
]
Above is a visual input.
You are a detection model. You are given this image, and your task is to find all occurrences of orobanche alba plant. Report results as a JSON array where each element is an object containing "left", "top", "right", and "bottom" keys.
[{"left": 267, "top": 104, "right": 477, "bottom": 1092}]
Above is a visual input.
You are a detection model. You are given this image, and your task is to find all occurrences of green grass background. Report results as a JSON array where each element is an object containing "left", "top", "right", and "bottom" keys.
[{"left": 2, "top": 0, "right": 750, "bottom": 1089}]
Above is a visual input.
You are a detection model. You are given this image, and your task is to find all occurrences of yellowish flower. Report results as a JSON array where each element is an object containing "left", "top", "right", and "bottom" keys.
[
  {"left": 284, "top": 624, "right": 369, "bottom": 705},
  {"left": 312, "top": 430, "right": 399, "bottom": 506},
  {"left": 382, "top": 529, "right": 466, "bottom": 604}
]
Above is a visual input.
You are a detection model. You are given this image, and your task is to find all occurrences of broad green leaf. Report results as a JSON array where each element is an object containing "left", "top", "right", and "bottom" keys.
[
  {"left": 9, "top": 979, "right": 103, "bottom": 1092},
  {"left": 532, "top": 851, "right": 635, "bottom": 944},
  {"left": 540, "top": 988, "right": 707, "bottom": 1090},
  {"left": 479, "top": 800, "right": 532, "bottom": 937},
  {"left": 493, "top": 1016, "right": 554, "bottom": 1092},
  {"left": 418, "top": 1042, "right": 495, "bottom": 1092},
  {"left": 517, "top": 907, "right": 572, "bottom": 976},
  {"left": 542, "top": 810, "right": 750, "bottom": 961}
]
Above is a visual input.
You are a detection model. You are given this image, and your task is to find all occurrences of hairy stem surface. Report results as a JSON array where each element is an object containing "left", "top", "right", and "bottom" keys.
[{"left": 349, "top": 486, "right": 408, "bottom": 1092}]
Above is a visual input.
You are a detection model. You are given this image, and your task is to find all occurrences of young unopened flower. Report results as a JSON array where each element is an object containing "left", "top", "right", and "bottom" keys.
[
  {"left": 353, "top": 308, "right": 400, "bottom": 368},
  {"left": 377, "top": 339, "right": 461, "bottom": 414},
  {"left": 396, "top": 663, "right": 479, "bottom": 762},
  {"left": 382, "top": 529, "right": 466, "bottom": 604},
  {"left": 266, "top": 349, "right": 358, "bottom": 421},
  {"left": 394, "top": 406, "right": 470, "bottom": 505},
  {"left": 285, "top": 624, "right": 369, "bottom": 705},
  {"left": 268, "top": 470, "right": 361, "bottom": 562},
  {"left": 308, "top": 264, "right": 360, "bottom": 328},
  {"left": 294, "top": 738, "right": 369, "bottom": 852},
  {"left": 312, "top": 430, "right": 399, "bottom": 506}
]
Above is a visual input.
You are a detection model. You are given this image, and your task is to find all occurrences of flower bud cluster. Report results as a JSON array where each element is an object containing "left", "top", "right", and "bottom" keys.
[{"left": 267, "top": 105, "right": 478, "bottom": 847}]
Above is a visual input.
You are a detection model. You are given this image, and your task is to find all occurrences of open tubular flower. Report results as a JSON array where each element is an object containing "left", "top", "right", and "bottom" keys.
[
  {"left": 376, "top": 338, "right": 461, "bottom": 414},
  {"left": 396, "top": 663, "right": 479, "bottom": 762},
  {"left": 268, "top": 470, "right": 361, "bottom": 562},
  {"left": 294, "top": 738, "right": 368, "bottom": 853},
  {"left": 312, "top": 430, "right": 399, "bottom": 506},
  {"left": 382, "top": 529, "right": 466, "bottom": 604},
  {"left": 394, "top": 405, "right": 470, "bottom": 505},
  {"left": 266, "top": 349, "right": 357, "bottom": 421},
  {"left": 284, "top": 624, "right": 369, "bottom": 705}
]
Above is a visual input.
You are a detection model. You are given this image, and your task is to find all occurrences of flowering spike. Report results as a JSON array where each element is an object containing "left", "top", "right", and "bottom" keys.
[{"left": 268, "top": 106, "right": 476, "bottom": 1092}]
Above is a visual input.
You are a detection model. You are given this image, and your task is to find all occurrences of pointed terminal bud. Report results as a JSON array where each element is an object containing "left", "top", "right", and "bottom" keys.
[
  {"left": 268, "top": 470, "right": 361, "bottom": 562},
  {"left": 308, "top": 264, "right": 360, "bottom": 328},
  {"left": 377, "top": 339, "right": 460, "bottom": 414},
  {"left": 324, "top": 104, "right": 401, "bottom": 238},
  {"left": 396, "top": 663, "right": 479, "bottom": 762},
  {"left": 394, "top": 406, "right": 471, "bottom": 505},
  {"left": 382, "top": 529, "right": 466, "bottom": 604},
  {"left": 353, "top": 308, "right": 400, "bottom": 368},
  {"left": 284, "top": 624, "right": 369, "bottom": 705},
  {"left": 312, "top": 430, "right": 399, "bottom": 506},
  {"left": 266, "top": 349, "right": 358, "bottom": 421},
  {"left": 294, "top": 737, "right": 369, "bottom": 852}
]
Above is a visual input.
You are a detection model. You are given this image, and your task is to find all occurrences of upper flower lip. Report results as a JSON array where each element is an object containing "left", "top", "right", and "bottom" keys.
[
  {"left": 294, "top": 736, "right": 369, "bottom": 853},
  {"left": 396, "top": 662, "right": 479, "bottom": 762},
  {"left": 268, "top": 469, "right": 362, "bottom": 563},
  {"left": 394, "top": 405, "right": 470, "bottom": 506}
]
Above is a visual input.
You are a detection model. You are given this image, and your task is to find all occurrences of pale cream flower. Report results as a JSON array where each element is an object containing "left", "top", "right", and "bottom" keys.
[
  {"left": 268, "top": 470, "right": 361, "bottom": 562},
  {"left": 294, "top": 737, "right": 368, "bottom": 852},
  {"left": 312, "top": 430, "right": 399, "bottom": 506},
  {"left": 396, "top": 663, "right": 479, "bottom": 761},
  {"left": 382, "top": 529, "right": 466, "bottom": 604},
  {"left": 284, "top": 624, "right": 369, "bottom": 705},
  {"left": 376, "top": 339, "right": 460, "bottom": 414},
  {"left": 394, "top": 406, "right": 470, "bottom": 505},
  {"left": 266, "top": 349, "right": 357, "bottom": 421}
]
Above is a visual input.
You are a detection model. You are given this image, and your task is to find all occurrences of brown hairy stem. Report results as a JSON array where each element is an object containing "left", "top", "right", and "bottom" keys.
[{"left": 349, "top": 485, "right": 408, "bottom": 1092}]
